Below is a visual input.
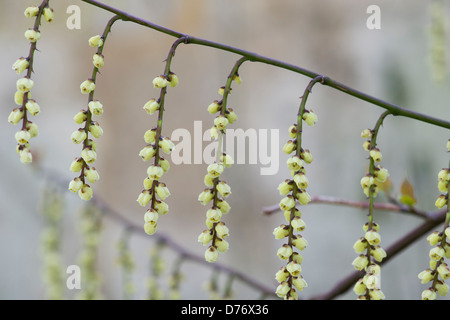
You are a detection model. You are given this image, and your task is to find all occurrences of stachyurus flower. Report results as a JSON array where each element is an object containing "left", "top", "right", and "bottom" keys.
[{"left": 418, "top": 150, "right": 449, "bottom": 300}]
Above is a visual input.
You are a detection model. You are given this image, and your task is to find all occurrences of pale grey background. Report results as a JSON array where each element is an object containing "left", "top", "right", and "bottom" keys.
[{"left": 0, "top": 0, "right": 449, "bottom": 299}]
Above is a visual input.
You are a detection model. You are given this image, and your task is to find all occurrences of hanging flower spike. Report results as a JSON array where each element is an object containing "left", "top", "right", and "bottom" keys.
[
  {"left": 197, "top": 57, "right": 246, "bottom": 263},
  {"left": 138, "top": 37, "right": 188, "bottom": 235},
  {"left": 68, "top": 16, "right": 120, "bottom": 201},
  {"left": 353, "top": 112, "right": 390, "bottom": 300},
  {"left": 274, "top": 76, "right": 323, "bottom": 300},
  {"left": 9, "top": 1, "right": 53, "bottom": 165},
  {"left": 417, "top": 143, "right": 450, "bottom": 300}
]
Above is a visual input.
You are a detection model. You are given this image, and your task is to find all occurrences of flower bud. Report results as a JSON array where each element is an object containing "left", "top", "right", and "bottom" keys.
[
  {"left": 43, "top": 7, "right": 54, "bottom": 22},
  {"left": 369, "top": 289, "right": 385, "bottom": 300},
  {"left": 296, "top": 190, "right": 311, "bottom": 205},
  {"left": 353, "top": 278, "right": 366, "bottom": 295},
  {"left": 154, "top": 200, "right": 169, "bottom": 216},
  {"left": 81, "top": 147, "right": 97, "bottom": 164},
  {"left": 436, "top": 280, "right": 449, "bottom": 296},
  {"left": 206, "top": 208, "right": 222, "bottom": 223},
  {"left": 12, "top": 58, "right": 29, "bottom": 74},
  {"left": 279, "top": 195, "right": 295, "bottom": 211},
  {"left": 88, "top": 35, "right": 104, "bottom": 48},
  {"left": 89, "top": 122, "right": 103, "bottom": 138},
  {"left": 210, "top": 126, "right": 219, "bottom": 140},
  {"left": 302, "top": 110, "right": 318, "bottom": 126},
  {"left": 207, "top": 163, "right": 224, "bottom": 178},
  {"left": 84, "top": 167, "right": 100, "bottom": 183},
  {"left": 153, "top": 76, "right": 168, "bottom": 89},
  {"left": 275, "top": 267, "right": 290, "bottom": 283},
  {"left": 374, "top": 166, "right": 389, "bottom": 183},
  {"left": 144, "top": 221, "right": 157, "bottom": 235},
  {"left": 70, "top": 157, "right": 83, "bottom": 172},
  {"left": 78, "top": 184, "right": 93, "bottom": 201},
  {"left": 437, "top": 263, "right": 450, "bottom": 280},
  {"left": 361, "top": 129, "right": 373, "bottom": 139},
  {"left": 232, "top": 74, "right": 242, "bottom": 84},
  {"left": 277, "top": 179, "right": 293, "bottom": 195},
  {"left": 215, "top": 238, "right": 229, "bottom": 252},
  {"left": 286, "top": 261, "right": 302, "bottom": 277},
  {"left": 24, "top": 29, "right": 41, "bottom": 42},
  {"left": 300, "top": 149, "right": 313, "bottom": 164},
  {"left": 277, "top": 244, "right": 293, "bottom": 260},
  {"left": 155, "top": 182, "right": 170, "bottom": 200},
  {"left": 139, "top": 145, "right": 156, "bottom": 161},
  {"left": 144, "top": 209, "right": 159, "bottom": 223},
  {"left": 24, "top": 6, "right": 39, "bottom": 18},
  {"left": 71, "top": 129, "right": 87, "bottom": 144},
  {"left": 418, "top": 269, "right": 434, "bottom": 284},
  {"left": 352, "top": 255, "right": 369, "bottom": 271},
  {"left": 225, "top": 108, "right": 237, "bottom": 124},
  {"left": 143, "top": 99, "right": 160, "bottom": 115},
  {"left": 365, "top": 229, "right": 381, "bottom": 246},
  {"left": 168, "top": 72, "right": 179, "bottom": 87},
  {"left": 68, "top": 178, "right": 83, "bottom": 193},
  {"left": 216, "top": 181, "right": 231, "bottom": 198},
  {"left": 19, "top": 148, "right": 32, "bottom": 164},
  {"left": 282, "top": 140, "right": 296, "bottom": 155},
  {"left": 93, "top": 54, "right": 104, "bottom": 68},
  {"left": 8, "top": 108, "right": 24, "bottom": 125},
  {"left": 73, "top": 110, "right": 88, "bottom": 124},
  {"left": 216, "top": 199, "right": 231, "bottom": 214},
  {"left": 214, "top": 115, "right": 229, "bottom": 131},
  {"left": 25, "top": 99, "right": 40, "bottom": 116},
  {"left": 294, "top": 173, "right": 309, "bottom": 189},
  {"left": 147, "top": 166, "right": 164, "bottom": 180},
  {"left": 159, "top": 137, "right": 175, "bottom": 154},
  {"left": 144, "top": 128, "right": 157, "bottom": 144},
  {"left": 215, "top": 222, "right": 229, "bottom": 239},
  {"left": 292, "top": 235, "right": 308, "bottom": 250},
  {"left": 204, "top": 246, "right": 219, "bottom": 263},
  {"left": 371, "top": 246, "right": 387, "bottom": 262},
  {"left": 207, "top": 101, "right": 221, "bottom": 114},
  {"left": 287, "top": 156, "right": 303, "bottom": 171},
  {"left": 198, "top": 230, "right": 213, "bottom": 245},
  {"left": 15, "top": 129, "right": 31, "bottom": 144},
  {"left": 137, "top": 190, "right": 152, "bottom": 207},
  {"left": 16, "top": 78, "right": 34, "bottom": 92},
  {"left": 288, "top": 124, "right": 298, "bottom": 139},
  {"left": 273, "top": 225, "right": 289, "bottom": 239},
  {"left": 353, "top": 238, "right": 367, "bottom": 253},
  {"left": 276, "top": 281, "right": 290, "bottom": 298},
  {"left": 88, "top": 100, "right": 103, "bottom": 116},
  {"left": 369, "top": 148, "right": 382, "bottom": 162},
  {"left": 198, "top": 189, "right": 214, "bottom": 205},
  {"left": 219, "top": 153, "right": 234, "bottom": 167},
  {"left": 291, "top": 216, "right": 306, "bottom": 232},
  {"left": 435, "top": 195, "right": 447, "bottom": 209},
  {"left": 421, "top": 288, "right": 437, "bottom": 300},
  {"left": 26, "top": 122, "right": 39, "bottom": 138},
  {"left": 427, "top": 231, "right": 442, "bottom": 246},
  {"left": 79, "top": 80, "right": 96, "bottom": 96}
]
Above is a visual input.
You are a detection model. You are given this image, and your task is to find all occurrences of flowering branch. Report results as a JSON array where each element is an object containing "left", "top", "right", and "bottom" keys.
[{"left": 79, "top": 0, "right": 450, "bottom": 130}]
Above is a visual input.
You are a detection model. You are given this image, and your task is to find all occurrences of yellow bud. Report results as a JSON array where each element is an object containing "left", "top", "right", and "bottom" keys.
[
  {"left": 198, "top": 230, "right": 213, "bottom": 245},
  {"left": 8, "top": 108, "right": 24, "bottom": 125},
  {"left": 292, "top": 235, "right": 308, "bottom": 251},
  {"left": 143, "top": 99, "right": 160, "bottom": 115},
  {"left": 291, "top": 216, "right": 306, "bottom": 232},
  {"left": 421, "top": 289, "right": 437, "bottom": 300},
  {"left": 24, "top": 6, "right": 39, "bottom": 18},
  {"left": 168, "top": 72, "right": 179, "bottom": 87},
  {"left": 73, "top": 110, "right": 88, "bottom": 124},
  {"left": 435, "top": 195, "right": 447, "bottom": 209},
  {"left": 279, "top": 196, "right": 295, "bottom": 211},
  {"left": 78, "top": 184, "right": 93, "bottom": 201},
  {"left": 80, "top": 79, "right": 95, "bottom": 94},
  {"left": 88, "top": 100, "right": 103, "bottom": 116},
  {"left": 93, "top": 54, "right": 104, "bottom": 68},
  {"left": 68, "top": 178, "right": 83, "bottom": 193},
  {"left": 198, "top": 189, "right": 214, "bottom": 205},
  {"left": 137, "top": 190, "right": 151, "bottom": 207},
  {"left": 89, "top": 121, "right": 103, "bottom": 138},
  {"left": 88, "top": 35, "right": 104, "bottom": 48},
  {"left": 144, "top": 209, "right": 159, "bottom": 223},
  {"left": 159, "top": 137, "right": 175, "bottom": 154},
  {"left": 16, "top": 78, "right": 34, "bottom": 92},
  {"left": 282, "top": 140, "right": 296, "bottom": 155},
  {"left": 25, "top": 99, "right": 40, "bottom": 116},
  {"left": 273, "top": 225, "right": 289, "bottom": 239},
  {"left": 214, "top": 115, "right": 229, "bottom": 130},
  {"left": 204, "top": 246, "right": 219, "bottom": 263},
  {"left": 225, "top": 108, "right": 237, "bottom": 124},
  {"left": 24, "top": 29, "right": 40, "bottom": 42},
  {"left": 155, "top": 182, "right": 170, "bottom": 200},
  {"left": 84, "top": 167, "right": 100, "bottom": 183},
  {"left": 302, "top": 110, "right": 318, "bottom": 126},
  {"left": 215, "top": 222, "right": 229, "bottom": 239},
  {"left": 277, "top": 244, "right": 293, "bottom": 260},
  {"left": 139, "top": 145, "right": 156, "bottom": 161},
  {"left": 364, "top": 229, "right": 381, "bottom": 246},
  {"left": 12, "top": 58, "right": 29, "bottom": 74},
  {"left": 15, "top": 129, "right": 31, "bottom": 144},
  {"left": 286, "top": 261, "right": 302, "bottom": 277},
  {"left": 43, "top": 7, "right": 54, "bottom": 22},
  {"left": 81, "top": 147, "right": 97, "bottom": 164},
  {"left": 144, "top": 221, "right": 157, "bottom": 235},
  {"left": 369, "top": 148, "right": 382, "bottom": 162},
  {"left": 71, "top": 129, "right": 87, "bottom": 144},
  {"left": 69, "top": 157, "right": 83, "bottom": 172},
  {"left": 147, "top": 166, "right": 164, "bottom": 180},
  {"left": 277, "top": 179, "right": 293, "bottom": 195},
  {"left": 153, "top": 76, "right": 168, "bottom": 89},
  {"left": 216, "top": 181, "right": 231, "bottom": 198},
  {"left": 352, "top": 255, "right": 369, "bottom": 271}
]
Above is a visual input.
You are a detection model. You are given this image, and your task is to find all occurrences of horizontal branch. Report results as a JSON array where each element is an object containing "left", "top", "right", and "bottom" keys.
[{"left": 80, "top": 0, "right": 450, "bottom": 130}]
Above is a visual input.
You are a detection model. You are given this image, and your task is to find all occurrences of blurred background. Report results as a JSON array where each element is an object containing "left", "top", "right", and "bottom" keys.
[{"left": 0, "top": 0, "right": 449, "bottom": 300}]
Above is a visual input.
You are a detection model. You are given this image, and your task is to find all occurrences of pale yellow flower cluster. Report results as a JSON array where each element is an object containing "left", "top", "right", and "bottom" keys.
[
  {"left": 138, "top": 73, "right": 178, "bottom": 235},
  {"left": 274, "top": 110, "right": 317, "bottom": 300},
  {"left": 418, "top": 162, "right": 450, "bottom": 300},
  {"left": 9, "top": 3, "right": 53, "bottom": 165},
  {"left": 198, "top": 79, "right": 239, "bottom": 263},
  {"left": 69, "top": 35, "right": 106, "bottom": 201},
  {"left": 352, "top": 129, "right": 389, "bottom": 300}
]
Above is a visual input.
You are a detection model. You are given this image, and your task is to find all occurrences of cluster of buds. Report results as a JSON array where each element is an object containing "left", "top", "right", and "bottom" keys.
[
  {"left": 138, "top": 73, "right": 178, "bottom": 235},
  {"left": 8, "top": 2, "right": 53, "bottom": 164},
  {"left": 418, "top": 164, "right": 450, "bottom": 300},
  {"left": 274, "top": 109, "right": 317, "bottom": 300},
  {"left": 352, "top": 128, "right": 389, "bottom": 300},
  {"left": 69, "top": 34, "right": 107, "bottom": 201},
  {"left": 198, "top": 77, "right": 239, "bottom": 263}
]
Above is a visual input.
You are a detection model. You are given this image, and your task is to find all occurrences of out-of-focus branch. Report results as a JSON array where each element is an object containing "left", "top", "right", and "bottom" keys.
[{"left": 263, "top": 195, "right": 443, "bottom": 220}]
